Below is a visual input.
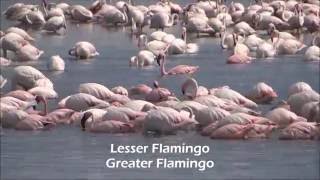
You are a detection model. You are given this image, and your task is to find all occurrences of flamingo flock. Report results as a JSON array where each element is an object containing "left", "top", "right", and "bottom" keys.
[{"left": 0, "top": 0, "right": 319, "bottom": 141}]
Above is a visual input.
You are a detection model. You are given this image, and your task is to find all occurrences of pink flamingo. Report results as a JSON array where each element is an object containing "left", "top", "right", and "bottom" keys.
[
  {"left": 227, "top": 54, "right": 252, "bottom": 64},
  {"left": 156, "top": 49, "right": 199, "bottom": 77},
  {"left": 145, "top": 81, "right": 173, "bottom": 102},
  {"left": 128, "top": 84, "right": 153, "bottom": 100}
]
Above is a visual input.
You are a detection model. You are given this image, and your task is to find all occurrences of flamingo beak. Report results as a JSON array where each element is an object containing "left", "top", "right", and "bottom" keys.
[
  {"left": 153, "top": 81, "right": 159, "bottom": 88},
  {"left": 156, "top": 54, "right": 162, "bottom": 66},
  {"left": 80, "top": 112, "right": 92, "bottom": 131}
]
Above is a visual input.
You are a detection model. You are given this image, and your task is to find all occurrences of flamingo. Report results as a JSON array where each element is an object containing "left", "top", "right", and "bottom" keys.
[
  {"left": 4, "top": 90, "right": 37, "bottom": 101},
  {"left": 3, "top": 3, "right": 32, "bottom": 20},
  {"left": 15, "top": 44, "right": 44, "bottom": 61},
  {"left": 1, "top": 109, "right": 54, "bottom": 130},
  {"left": 168, "top": 26, "right": 199, "bottom": 54},
  {"left": 22, "top": 7, "right": 46, "bottom": 26},
  {"left": 227, "top": 33, "right": 251, "bottom": 64},
  {"left": 220, "top": 31, "right": 238, "bottom": 49},
  {"left": 69, "top": 5, "right": 93, "bottom": 22},
  {"left": 28, "top": 86, "right": 58, "bottom": 99},
  {"left": 156, "top": 49, "right": 199, "bottom": 77},
  {"left": 268, "top": 23, "right": 297, "bottom": 40},
  {"left": 304, "top": 36, "right": 320, "bottom": 61},
  {"left": 149, "top": 31, "right": 168, "bottom": 41},
  {"left": 150, "top": 12, "right": 179, "bottom": 31},
  {"left": 285, "top": 5, "right": 305, "bottom": 33},
  {"left": 138, "top": 34, "right": 167, "bottom": 55},
  {"left": 80, "top": 112, "right": 134, "bottom": 133},
  {"left": 288, "top": 82, "right": 313, "bottom": 97},
  {"left": 145, "top": 81, "right": 172, "bottom": 103},
  {"left": 62, "top": 93, "right": 110, "bottom": 111},
  {"left": 128, "top": 84, "right": 152, "bottom": 99},
  {"left": 47, "top": 55, "right": 65, "bottom": 71},
  {"left": 44, "top": 5, "right": 65, "bottom": 19},
  {"left": 303, "top": 13, "right": 320, "bottom": 33},
  {"left": 252, "top": 13, "right": 289, "bottom": 31},
  {"left": 43, "top": 16, "right": 67, "bottom": 34},
  {"left": 271, "top": 31, "right": 306, "bottom": 55},
  {"left": 233, "top": 21, "right": 256, "bottom": 36},
  {"left": 256, "top": 41, "right": 276, "bottom": 58},
  {"left": 300, "top": 101, "right": 320, "bottom": 123},
  {"left": 130, "top": 50, "right": 155, "bottom": 67},
  {"left": 5, "top": 27, "right": 34, "bottom": 42},
  {"left": 68, "top": 41, "right": 99, "bottom": 59},
  {"left": 229, "top": 1, "right": 245, "bottom": 23},
  {"left": 11, "top": 66, "right": 54, "bottom": 90},
  {"left": 279, "top": 121, "right": 319, "bottom": 140},
  {"left": 0, "top": 32, "right": 29, "bottom": 58},
  {"left": 244, "top": 34, "right": 265, "bottom": 51},
  {"left": 181, "top": 78, "right": 209, "bottom": 99},
  {"left": 94, "top": 4, "right": 127, "bottom": 26},
  {"left": 123, "top": 3, "right": 146, "bottom": 33},
  {"left": 245, "top": 82, "right": 278, "bottom": 104},
  {"left": 185, "top": 15, "right": 215, "bottom": 36},
  {"left": 56, "top": 3, "right": 70, "bottom": 14}
]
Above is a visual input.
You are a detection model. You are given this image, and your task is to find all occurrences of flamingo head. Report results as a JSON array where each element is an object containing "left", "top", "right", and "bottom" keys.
[
  {"left": 80, "top": 112, "right": 93, "bottom": 131},
  {"left": 137, "top": 34, "right": 147, "bottom": 48},
  {"left": 181, "top": 26, "right": 187, "bottom": 40},
  {"left": 122, "top": 3, "right": 130, "bottom": 12},
  {"left": 294, "top": 4, "right": 303, "bottom": 15},
  {"left": 252, "top": 14, "right": 260, "bottom": 28},
  {"left": 89, "top": 0, "right": 103, "bottom": 14},
  {"left": 35, "top": 95, "right": 47, "bottom": 104},
  {"left": 267, "top": 23, "right": 276, "bottom": 35},
  {"left": 232, "top": 33, "right": 237, "bottom": 46},
  {"left": 156, "top": 52, "right": 165, "bottom": 66},
  {"left": 153, "top": 81, "right": 159, "bottom": 88}
]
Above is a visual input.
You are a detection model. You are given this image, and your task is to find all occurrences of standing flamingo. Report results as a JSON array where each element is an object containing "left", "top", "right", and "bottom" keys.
[{"left": 156, "top": 49, "right": 199, "bottom": 77}]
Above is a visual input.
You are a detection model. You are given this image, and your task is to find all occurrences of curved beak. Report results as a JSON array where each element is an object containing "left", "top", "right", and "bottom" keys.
[
  {"left": 80, "top": 112, "right": 93, "bottom": 131},
  {"left": 156, "top": 54, "right": 162, "bottom": 66}
]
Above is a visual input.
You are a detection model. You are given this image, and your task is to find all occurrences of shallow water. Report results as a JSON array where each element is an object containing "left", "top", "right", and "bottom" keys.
[{"left": 1, "top": 0, "right": 320, "bottom": 179}]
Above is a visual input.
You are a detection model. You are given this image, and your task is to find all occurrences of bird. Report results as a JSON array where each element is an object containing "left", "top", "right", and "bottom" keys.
[{"left": 156, "top": 48, "right": 199, "bottom": 77}]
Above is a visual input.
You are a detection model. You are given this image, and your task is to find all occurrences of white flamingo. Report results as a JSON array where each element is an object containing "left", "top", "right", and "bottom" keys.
[
  {"left": 15, "top": 44, "right": 44, "bottom": 61},
  {"left": 47, "top": 55, "right": 65, "bottom": 71},
  {"left": 68, "top": 41, "right": 99, "bottom": 59},
  {"left": 0, "top": 32, "right": 28, "bottom": 58},
  {"left": 130, "top": 50, "right": 155, "bottom": 67},
  {"left": 43, "top": 16, "right": 67, "bottom": 34},
  {"left": 70, "top": 5, "right": 93, "bottom": 22},
  {"left": 138, "top": 34, "right": 167, "bottom": 55},
  {"left": 168, "top": 26, "right": 199, "bottom": 54},
  {"left": 5, "top": 27, "right": 34, "bottom": 42},
  {"left": 304, "top": 36, "right": 320, "bottom": 61}
]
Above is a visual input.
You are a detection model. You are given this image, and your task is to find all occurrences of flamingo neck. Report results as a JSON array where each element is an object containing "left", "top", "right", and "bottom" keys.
[
  {"left": 131, "top": 17, "right": 136, "bottom": 32},
  {"left": 167, "top": 14, "right": 177, "bottom": 26},
  {"left": 40, "top": 99, "right": 48, "bottom": 116},
  {"left": 160, "top": 57, "right": 167, "bottom": 76},
  {"left": 220, "top": 32, "right": 228, "bottom": 49}
]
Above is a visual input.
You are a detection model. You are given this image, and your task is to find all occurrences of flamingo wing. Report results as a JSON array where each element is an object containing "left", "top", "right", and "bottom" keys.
[{"left": 168, "top": 65, "right": 199, "bottom": 75}]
